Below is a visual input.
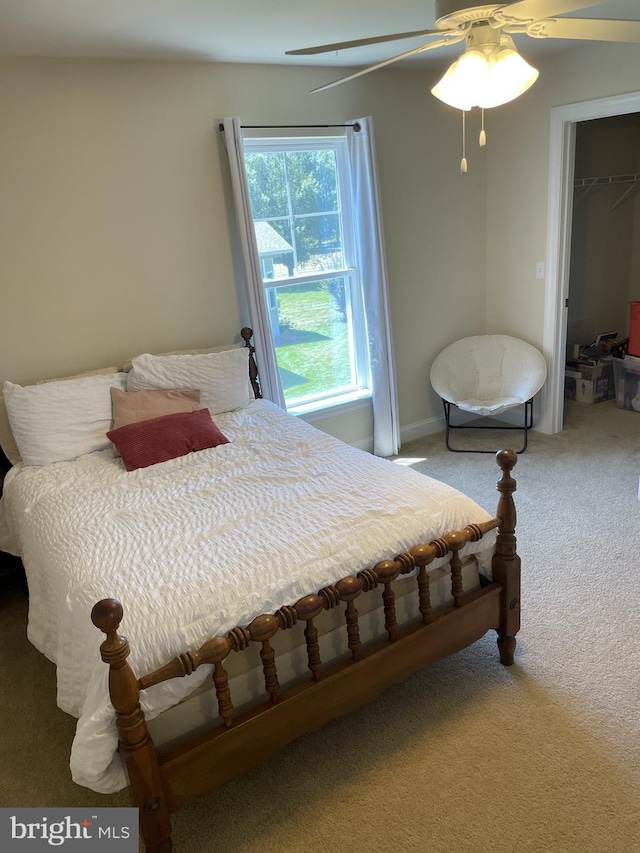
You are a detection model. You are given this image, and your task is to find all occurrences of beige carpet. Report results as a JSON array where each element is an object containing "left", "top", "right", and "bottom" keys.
[{"left": 1, "top": 399, "right": 639, "bottom": 852}]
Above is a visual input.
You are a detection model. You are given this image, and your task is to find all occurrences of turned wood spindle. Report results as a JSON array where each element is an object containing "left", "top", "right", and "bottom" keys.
[
  {"left": 212, "top": 661, "right": 234, "bottom": 728},
  {"left": 247, "top": 614, "right": 281, "bottom": 704},
  {"left": 241, "top": 327, "right": 262, "bottom": 399},
  {"left": 373, "top": 559, "right": 400, "bottom": 641},
  {"left": 138, "top": 633, "right": 235, "bottom": 729},
  {"left": 294, "top": 594, "right": 324, "bottom": 681},
  {"left": 444, "top": 530, "right": 470, "bottom": 608},
  {"left": 409, "top": 543, "right": 437, "bottom": 624},
  {"left": 335, "top": 575, "right": 363, "bottom": 660}
]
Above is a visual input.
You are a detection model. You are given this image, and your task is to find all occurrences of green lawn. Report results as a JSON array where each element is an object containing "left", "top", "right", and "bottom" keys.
[{"left": 273, "top": 283, "right": 354, "bottom": 403}]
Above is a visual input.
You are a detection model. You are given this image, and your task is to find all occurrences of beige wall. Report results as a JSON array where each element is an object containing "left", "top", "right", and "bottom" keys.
[
  {"left": 0, "top": 57, "right": 487, "bottom": 447},
  {"left": 486, "top": 42, "right": 640, "bottom": 351},
  {"left": 4, "top": 45, "right": 640, "bottom": 448}
]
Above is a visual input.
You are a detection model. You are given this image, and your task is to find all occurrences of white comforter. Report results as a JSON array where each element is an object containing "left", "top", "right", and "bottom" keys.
[{"left": 2, "top": 400, "right": 497, "bottom": 794}]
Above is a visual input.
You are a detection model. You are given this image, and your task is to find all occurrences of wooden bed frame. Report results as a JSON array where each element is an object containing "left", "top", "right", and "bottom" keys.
[
  {"left": 1, "top": 327, "right": 520, "bottom": 851},
  {"left": 91, "top": 412, "right": 520, "bottom": 851}
]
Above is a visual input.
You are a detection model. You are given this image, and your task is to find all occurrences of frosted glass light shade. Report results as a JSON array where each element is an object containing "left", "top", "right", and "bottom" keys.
[
  {"left": 480, "top": 47, "right": 539, "bottom": 108},
  {"left": 431, "top": 50, "right": 490, "bottom": 111},
  {"left": 431, "top": 38, "right": 538, "bottom": 110}
]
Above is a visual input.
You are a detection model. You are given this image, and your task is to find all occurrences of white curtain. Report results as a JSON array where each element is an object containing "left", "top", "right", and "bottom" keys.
[
  {"left": 347, "top": 117, "right": 400, "bottom": 457},
  {"left": 220, "top": 117, "right": 286, "bottom": 408}
]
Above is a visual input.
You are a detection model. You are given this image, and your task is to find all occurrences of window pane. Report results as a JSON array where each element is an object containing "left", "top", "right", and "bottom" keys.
[
  {"left": 254, "top": 219, "right": 295, "bottom": 280},
  {"left": 266, "top": 279, "right": 357, "bottom": 404},
  {"left": 243, "top": 136, "right": 370, "bottom": 412},
  {"left": 286, "top": 150, "right": 338, "bottom": 215},
  {"left": 294, "top": 214, "right": 344, "bottom": 272},
  {"left": 245, "top": 152, "right": 289, "bottom": 219}
]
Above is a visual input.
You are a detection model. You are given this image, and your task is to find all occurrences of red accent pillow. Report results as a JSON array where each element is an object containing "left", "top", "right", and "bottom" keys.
[{"left": 107, "top": 408, "right": 229, "bottom": 471}]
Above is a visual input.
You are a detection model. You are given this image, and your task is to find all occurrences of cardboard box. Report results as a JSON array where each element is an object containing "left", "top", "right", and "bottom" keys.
[
  {"left": 565, "top": 342, "right": 581, "bottom": 361},
  {"left": 564, "top": 360, "right": 615, "bottom": 404},
  {"left": 612, "top": 357, "right": 640, "bottom": 411}
]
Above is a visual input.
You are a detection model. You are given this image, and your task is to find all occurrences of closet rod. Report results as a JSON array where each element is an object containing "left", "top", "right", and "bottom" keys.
[
  {"left": 574, "top": 173, "right": 640, "bottom": 187},
  {"left": 573, "top": 173, "right": 640, "bottom": 207}
]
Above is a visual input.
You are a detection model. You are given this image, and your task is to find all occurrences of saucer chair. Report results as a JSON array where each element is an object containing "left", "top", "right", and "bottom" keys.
[{"left": 430, "top": 335, "right": 547, "bottom": 454}]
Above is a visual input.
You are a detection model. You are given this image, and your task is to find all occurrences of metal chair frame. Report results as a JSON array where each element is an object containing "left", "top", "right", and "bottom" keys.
[{"left": 442, "top": 397, "right": 535, "bottom": 454}]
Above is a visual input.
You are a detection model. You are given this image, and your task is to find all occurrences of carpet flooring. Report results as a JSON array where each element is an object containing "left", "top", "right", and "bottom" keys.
[{"left": 1, "top": 399, "right": 639, "bottom": 852}]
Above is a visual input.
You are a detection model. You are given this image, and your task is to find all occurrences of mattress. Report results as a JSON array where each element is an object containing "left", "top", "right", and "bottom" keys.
[{"left": 2, "top": 399, "right": 497, "bottom": 794}]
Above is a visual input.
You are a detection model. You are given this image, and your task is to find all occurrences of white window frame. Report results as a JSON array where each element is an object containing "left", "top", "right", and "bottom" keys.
[{"left": 243, "top": 136, "right": 371, "bottom": 415}]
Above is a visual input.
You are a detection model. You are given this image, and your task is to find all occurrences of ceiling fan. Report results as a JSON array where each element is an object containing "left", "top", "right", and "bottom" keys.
[{"left": 286, "top": 1, "right": 640, "bottom": 96}]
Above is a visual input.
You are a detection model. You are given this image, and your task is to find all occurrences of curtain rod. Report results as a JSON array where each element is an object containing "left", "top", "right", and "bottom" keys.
[{"left": 218, "top": 122, "right": 360, "bottom": 132}]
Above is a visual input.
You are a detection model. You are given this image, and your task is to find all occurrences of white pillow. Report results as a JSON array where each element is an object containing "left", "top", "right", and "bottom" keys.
[
  {"left": 121, "top": 341, "right": 244, "bottom": 374},
  {"left": 0, "top": 366, "right": 120, "bottom": 466},
  {"left": 127, "top": 347, "right": 251, "bottom": 415},
  {"left": 3, "top": 373, "right": 127, "bottom": 467}
]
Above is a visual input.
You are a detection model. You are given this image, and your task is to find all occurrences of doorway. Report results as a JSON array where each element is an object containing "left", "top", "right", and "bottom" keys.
[
  {"left": 568, "top": 114, "right": 640, "bottom": 353},
  {"left": 541, "top": 90, "right": 640, "bottom": 435}
]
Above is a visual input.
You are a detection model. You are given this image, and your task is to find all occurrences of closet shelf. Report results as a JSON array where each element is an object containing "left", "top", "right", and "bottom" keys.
[{"left": 574, "top": 173, "right": 640, "bottom": 210}]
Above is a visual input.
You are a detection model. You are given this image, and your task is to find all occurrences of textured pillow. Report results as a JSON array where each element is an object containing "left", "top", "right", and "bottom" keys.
[
  {"left": 110, "top": 387, "right": 201, "bottom": 456},
  {"left": 107, "top": 408, "right": 229, "bottom": 471},
  {"left": 0, "top": 366, "right": 120, "bottom": 466},
  {"left": 3, "top": 373, "right": 127, "bottom": 467},
  {"left": 121, "top": 342, "right": 244, "bottom": 374},
  {"left": 127, "top": 347, "right": 251, "bottom": 415}
]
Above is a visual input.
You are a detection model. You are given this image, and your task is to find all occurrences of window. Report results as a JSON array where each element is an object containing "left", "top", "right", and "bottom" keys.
[{"left": 243, "top": 137, "right": 370, "bottom": 413}]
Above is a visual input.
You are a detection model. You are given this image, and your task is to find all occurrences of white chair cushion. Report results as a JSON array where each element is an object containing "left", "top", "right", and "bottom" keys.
[{"left": 430, "top": 335, "right": 547, "bottom": 417}]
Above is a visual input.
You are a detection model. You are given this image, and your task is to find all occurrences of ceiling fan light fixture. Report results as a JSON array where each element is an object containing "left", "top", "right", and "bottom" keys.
[
  {"left": 431, "top": 33, "right": 538, "bottom": 111},
  {"left": 431, "top": 49, "right": 487, "bottom": 111},
  {"left": 481, "top": 38, "right": 539, "bottom": 108}
]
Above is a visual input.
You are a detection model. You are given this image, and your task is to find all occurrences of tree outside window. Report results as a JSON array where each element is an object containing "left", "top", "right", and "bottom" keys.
[{"left": 244, "top": 138, "right": 370, "bottom": 410}]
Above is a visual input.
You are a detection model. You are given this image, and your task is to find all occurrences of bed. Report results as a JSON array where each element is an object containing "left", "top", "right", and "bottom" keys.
[{"left": 0, "top": 329, "right": 521, "bottom": 852}]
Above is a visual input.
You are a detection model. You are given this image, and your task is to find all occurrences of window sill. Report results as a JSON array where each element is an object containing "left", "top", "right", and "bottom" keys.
[{"left": 288, "top": 389, "right": 372, "bottom": 422}]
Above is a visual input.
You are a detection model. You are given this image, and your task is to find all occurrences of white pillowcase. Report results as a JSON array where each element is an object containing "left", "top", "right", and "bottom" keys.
[
  {"left": 3, "top": 373, "right": 127, "bottom": 467},
  {"left": 127, "top": 347, "right": 251, "bottom": 415},
  {"left": 0, "top": 366, "right": 121, "bottom": 466}
]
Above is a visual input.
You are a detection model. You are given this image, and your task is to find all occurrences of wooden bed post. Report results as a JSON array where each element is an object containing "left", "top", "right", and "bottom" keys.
[
  {"left": 240, "top": 327, "right": 262, "bottom": 399},
  {"left": 91, "top": 599, "right": 173, "bottom": 853},
  {"left": 493, "top": 449, "right": 521, "bottom": 666}
]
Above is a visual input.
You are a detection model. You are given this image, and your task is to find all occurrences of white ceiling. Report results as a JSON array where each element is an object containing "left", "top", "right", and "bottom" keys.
[{"left": 0, "top": 1, "right": 638, "bottom": 74}]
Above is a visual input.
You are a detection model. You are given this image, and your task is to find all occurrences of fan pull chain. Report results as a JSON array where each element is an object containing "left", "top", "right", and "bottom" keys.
[
  {"left": 479, "top": 108, "right": 487, "bottom": 147},
  {"left": 460, "top": 110, "right": 468, "bottom": 174}
]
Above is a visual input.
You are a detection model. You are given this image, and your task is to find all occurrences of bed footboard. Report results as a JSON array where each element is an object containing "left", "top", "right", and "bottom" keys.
[{"left": 91, "top": 449, "right": 519, "bottom": 852}]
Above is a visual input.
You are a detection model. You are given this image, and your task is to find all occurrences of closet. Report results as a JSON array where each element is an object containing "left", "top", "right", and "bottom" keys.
[{"left": 567, "top": 114, "right": 640, "bottom": 347}]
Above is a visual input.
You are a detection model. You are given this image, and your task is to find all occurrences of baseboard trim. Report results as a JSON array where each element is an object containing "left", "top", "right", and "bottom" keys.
[
  {"left": 400, "top": 415, "right": 445, "bottom": 444},
  {"left": 351, "top": 415, "right": 446, "bottom": 454},
  {"left": 351, "top": 408, "right": 537, "bottom": 455}
]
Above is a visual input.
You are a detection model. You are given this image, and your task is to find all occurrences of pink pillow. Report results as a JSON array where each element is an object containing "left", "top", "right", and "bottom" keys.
[
  {"left": 107, "top": 408, "right": 229, "bottom": 471},
  {"left": 110, "top": 387, "right": 201, "bottom": 457}
]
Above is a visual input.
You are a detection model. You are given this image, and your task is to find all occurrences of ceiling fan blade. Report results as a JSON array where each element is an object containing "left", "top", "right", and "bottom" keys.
[
  {"left": 504, "top": 0, "right": 599, "bottom": 20},
  {"left": 536, "top": 17, "right": 640, "bottom": 42},
  {"left": 309, "top": 35, "right": 465, "bottom": 93},
  {"left": 286, "top": 28, "right": 443, "bottom": 56}
]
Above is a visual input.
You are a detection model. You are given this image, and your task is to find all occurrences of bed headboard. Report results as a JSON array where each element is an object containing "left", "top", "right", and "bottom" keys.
[{"left": 241, "top": 327, "right": 262, "bottom": 400}]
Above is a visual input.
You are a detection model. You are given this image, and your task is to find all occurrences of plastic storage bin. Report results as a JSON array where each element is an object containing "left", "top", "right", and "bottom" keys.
[{"left": 612, "top": 356, "right": 640, "bottom": 411}]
